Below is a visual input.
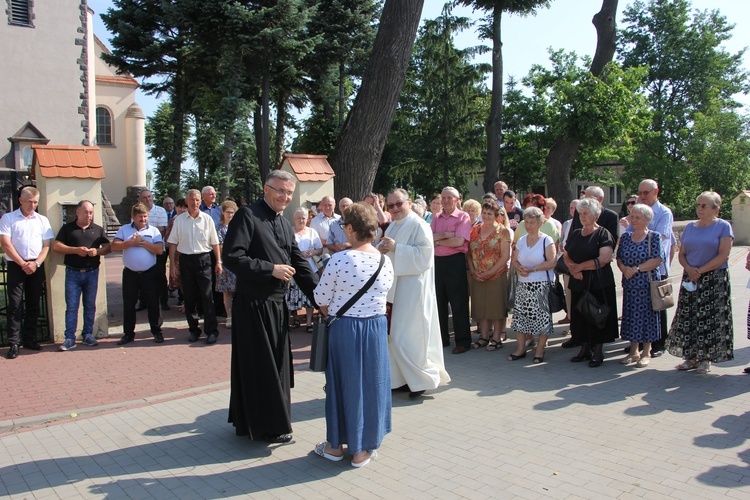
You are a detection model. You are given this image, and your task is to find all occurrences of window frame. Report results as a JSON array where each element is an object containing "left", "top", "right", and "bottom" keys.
[
  {"left": 95, "top": 106, "right": 114, "bottom": 146},
  {"left": 8, "top": 0, "right": 34, "bottom": 28}
]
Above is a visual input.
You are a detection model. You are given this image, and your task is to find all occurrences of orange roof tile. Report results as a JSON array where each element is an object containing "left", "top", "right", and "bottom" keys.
[
  {"left": 95, "top": 75, "right": 140, "bottom": 88},
  {"left": 281, "top": 153, "right": 335, "bottom": 182},
  {"left": 32, "top": 145, "right": 106, "bottom": 180}
]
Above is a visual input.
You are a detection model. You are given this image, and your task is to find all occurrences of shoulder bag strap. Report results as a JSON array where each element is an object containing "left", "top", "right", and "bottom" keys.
[{"left": 332, "top": 254, "right": 385, "bottom": 319}]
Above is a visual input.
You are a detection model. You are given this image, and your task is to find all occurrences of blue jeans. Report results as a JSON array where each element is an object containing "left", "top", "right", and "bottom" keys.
[{"left": 65, "top": 267, "right": 99, "bottom": 340}]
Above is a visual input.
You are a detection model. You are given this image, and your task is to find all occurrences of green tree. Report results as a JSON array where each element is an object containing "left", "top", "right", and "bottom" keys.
[
  {"left": 377, "top": 3, "right": 490, "bottom": 196},
  {"left": 102, "top": 0, "right": 194, "bottom": 199},
  {"left": 454, "top": 0, "right": 551, "bottom": 193},
  {"left": 619, "top": 0, "right": 749, "bottom": 214},
  {"left": 146, "top": 101, "right": 191, "bottom": 201}
]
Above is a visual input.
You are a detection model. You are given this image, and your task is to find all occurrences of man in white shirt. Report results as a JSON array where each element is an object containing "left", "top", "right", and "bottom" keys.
[
  {"left": 310, "top": 196, "right": 340, "bottom": 263},
  {"left": 0, "top": 187, "right": 54, "bottom": 359},
  {"left": 326, "top": 197, "right": 353, "bottom": 253},
  {"left": 169, "top": 189, "right": 222, "bottom": 344}
]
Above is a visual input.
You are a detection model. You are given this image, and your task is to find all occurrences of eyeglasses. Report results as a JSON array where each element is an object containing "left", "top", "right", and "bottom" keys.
[
  {"left": 696, "top": 203, "right": 715, "bottom": 209},
  {"left": 637, "top": 190, "right": 652, "bottom": 196},
  {"left": 387, "top": 200, "right": 407, "bottom": 210},
  {"left": 627, "top": 201, "right": 636, "bottom": 205},
  {"left": 338, "top": 220, "right": 348, "bottom": 228},
  {"left": 266, "top": 185, "right": 294, "bottom": 197}
]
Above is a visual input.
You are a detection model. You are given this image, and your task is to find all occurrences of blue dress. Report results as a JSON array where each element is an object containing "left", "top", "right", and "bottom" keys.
[{"left": 617, "top": 231, "right": 662, "bottom": 342}]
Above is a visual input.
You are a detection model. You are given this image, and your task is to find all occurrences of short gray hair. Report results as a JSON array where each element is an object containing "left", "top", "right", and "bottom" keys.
[
  {"left": 585, "top": 186, "right": 604, "bottom": 200},
  {"left": 388, "top": 188, "right": 410, "bottom": 201},
  {"left": 523, "top": 206, "right": 544, "bottom": 221},
  {"left": 442, "top": 186, "right": 460, "bottom": 198},
  {"left": 630, "top": 203, "right": 654, "bottom": 221},
  {"left": 577, "top": 197, "right": 602, "bottom": 219},
  {"left": 266, "top": 169, "right": 296, "bottom": 184},
  {"left": 186, "top": 188, "right": 201, "bottom": 199},
  {"left": 698, "top": 191, "right": 721, "bottom": 208},
  {"left": 201, "top": 185, "right": 216, "bottom": 195},
  {"left": 294, "top": 206, "right": 308, "bottom": 217}
]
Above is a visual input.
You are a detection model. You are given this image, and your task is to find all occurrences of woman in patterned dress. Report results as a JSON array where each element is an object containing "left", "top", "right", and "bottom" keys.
[
  {"left": 666, "top": 192, "right": 734, "bottom": 375},
  {"left": 285, "top": 207, "right": 323, "bottom": 331},
  {"left": 616, "top": 204, "right": 662, "bottom": 368},
  {"left": 467, "top": 200, "right": 511, "bottom": 351},
  {"left": 216, "top": 200, "right": 238, "bottom": 328},
  {"left": 508, "top": 207, "right": 557, "bottom": 363}
]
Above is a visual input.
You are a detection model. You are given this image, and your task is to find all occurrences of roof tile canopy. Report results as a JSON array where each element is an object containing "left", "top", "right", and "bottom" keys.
[
  {"left": 32, "top": 145, "right": 105, "bottom": 180},
  {"left": 281, "top": 153, "right": 335, "bottom": 182}
]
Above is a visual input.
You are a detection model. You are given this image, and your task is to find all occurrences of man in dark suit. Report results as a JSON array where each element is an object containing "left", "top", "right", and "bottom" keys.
[{"left": 163, "top": 197, "right": 176, "bottom": 220}]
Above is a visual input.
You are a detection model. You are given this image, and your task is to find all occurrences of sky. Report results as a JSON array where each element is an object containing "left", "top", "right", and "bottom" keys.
[{"left": 87, "top": 0, "right": 750, "bottom": 170}]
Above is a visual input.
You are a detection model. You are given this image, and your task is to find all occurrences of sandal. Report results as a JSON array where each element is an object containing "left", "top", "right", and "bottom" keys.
[
  {"left": 744, "top": 366, "right": 750, "bottom": 374},
  {"left": 636, "top": 356, "right": 651, "bottom": 368},
  {"left": 499, "top": 331, "right": 507, "bottom": 342},
  {"left": 676, "top": 360, "right": 700, "bottom": 371},
  {"left": 507, "top": 352, "right": 526, "bottom": 361},
  {"left": 620, "top": 354, "right": 640, "bottom": 365},
  {"left": 306, "top": 325, "right": 314, "bottom": 333},
  {"left": 533, "top": 356, "right": 544, "bottom": 364},
  {"left": 314, "top": 441, "right": 344, "bottom": 462},
  {"left": 290, "top": 319, "right": 301, "bottom": 328},
  {"left": 471, "top": 338, "right": 489, "bottom": 349},
  {"left": 486, "top": 339, "right": 503, "bottom": 351},
  {"left": 696, "top": 361, "right": 711, "bottom": 374}
]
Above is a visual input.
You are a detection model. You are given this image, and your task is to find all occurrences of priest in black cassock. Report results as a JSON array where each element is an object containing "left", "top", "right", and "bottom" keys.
[{"left": 222, "top": 169, "right": 319, "bottom": 443}]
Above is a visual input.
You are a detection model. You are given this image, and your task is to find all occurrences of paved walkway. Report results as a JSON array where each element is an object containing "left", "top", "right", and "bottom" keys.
[{"left": 1, "top": 248, "right": 749, "bottom": 498}]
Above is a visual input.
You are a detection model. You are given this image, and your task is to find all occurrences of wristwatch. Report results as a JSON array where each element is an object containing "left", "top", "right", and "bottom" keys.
[
  {"left": 636, "top": 265, "right": 641, "bottom": 272},
  {"left": 35, "top": 261, "right": 41, "bottom": 267},
  {"left": 436, "top": 240, "right": 440, "bottom": 246}
]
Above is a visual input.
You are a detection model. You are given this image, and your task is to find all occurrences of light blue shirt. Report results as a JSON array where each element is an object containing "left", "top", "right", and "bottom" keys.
[
  {"left": 115, "top": 223, "right": 163, "bottom": 272},
  {"left": 327, "top": 220, "right": 347, "bottom": 247}
]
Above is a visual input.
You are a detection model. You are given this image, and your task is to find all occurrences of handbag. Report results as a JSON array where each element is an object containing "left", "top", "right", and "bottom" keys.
[
  {"left": 555, "top": 254, "right": 570, "bottom": 275},
  {"left": 574, "top": 258, "right": 611, "bottom": 329},
  {"left": 647, "top": 232, "right": 675, "bottom": 311},
  {"left": 541, "top": 236, "right": 566, "bottom": 313},
  {"left": 309, "top": 254, "right": 385, "bottom": 372}
]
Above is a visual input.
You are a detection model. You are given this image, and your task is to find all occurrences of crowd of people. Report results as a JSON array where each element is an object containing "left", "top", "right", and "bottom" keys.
[{"left": 1, "top": 173, "right": 746, "bottom": 469}]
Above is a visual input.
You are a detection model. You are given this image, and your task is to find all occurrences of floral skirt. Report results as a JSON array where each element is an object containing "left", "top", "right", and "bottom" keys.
[
  {"left": 666, "top": 269, "right": 733, "bottom": 362},
  {"left": 285, "top": 278, "right": 312, "bottom": 311}
]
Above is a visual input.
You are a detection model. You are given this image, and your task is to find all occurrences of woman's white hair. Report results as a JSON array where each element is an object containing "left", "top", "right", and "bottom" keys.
[
  {"left": 630, "top": 203, "right": 654, "bottom": 221},
  {"left": 577, "top": 197, "right": 602, "bottom": 219}
]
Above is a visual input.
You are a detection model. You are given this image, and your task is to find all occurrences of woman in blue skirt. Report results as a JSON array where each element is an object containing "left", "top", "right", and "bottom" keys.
[{"left": 313, "top": 203, "right": 394, "bottom": 468}]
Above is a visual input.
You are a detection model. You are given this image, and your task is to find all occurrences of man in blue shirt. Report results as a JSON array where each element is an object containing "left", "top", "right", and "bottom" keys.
[{"left": 112, "top": 203, "right": 165, "bottom": 345}]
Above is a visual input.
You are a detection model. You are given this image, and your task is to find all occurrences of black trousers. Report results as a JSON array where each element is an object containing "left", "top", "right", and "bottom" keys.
[
  {"left": 156, "top": 252, "right": 169, "bottom": 306},
  {"left": 6, "top": 261, "right": 45, "bottom": 346},
  {"left": 434, "top": 253, "right": 471, "bottom": 348},
  {"left": 123, "top": 266, "right": 162, "bottom": 336},
  {"left": 180, "top": 252, "right": 219, "bottom": 337}
]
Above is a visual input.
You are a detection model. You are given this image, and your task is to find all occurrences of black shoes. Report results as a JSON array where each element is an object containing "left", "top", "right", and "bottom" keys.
[
  {"left": 135, "top": 302, "right": 147, "bottom": 311},
  {"left": 22, "top": 341, "right": 43, "bottom": 351},
  {"left": 561, "top": 339, "right": 581, "bottom": 349},
  {"left": 651, "top": 350, "right": 664, "bottom": 358},
  {"left": 188, "top": 332, "right": 201, "bottom": 343},
  {"left": 153, "top": 333, "right": 164, "bottom": 343},
  {"left": 6, "top": 344, "right": 19, "bottom": 359},
  {"left": 570, "top": 350, "right": 592, "bottom": 362},
  {"left": 393, "top": 385, "right": 410, "bottom": 393},
  {"left": 589, "top": 358, "right": 603, "bottom": 367},
  {"left": 206, "top": 333, "right": 218, "bottom": 345},
  {"left": 262, "top": 433, "right": 293, "bottom": 444},
  {"left": 409, "top": 390, "right": 425, "bottom": 399},
  {"left": 117, "top": 335, "right": 134, "bottom": 345}
]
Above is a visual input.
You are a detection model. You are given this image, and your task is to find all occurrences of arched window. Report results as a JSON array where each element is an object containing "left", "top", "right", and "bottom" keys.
[{"left": 96, "top": 107, "right": 113, "bottom": 145}]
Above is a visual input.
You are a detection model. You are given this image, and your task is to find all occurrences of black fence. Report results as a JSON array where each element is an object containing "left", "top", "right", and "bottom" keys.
[{"left": 0, "top": 259, "right": 51, "bottom": 347}]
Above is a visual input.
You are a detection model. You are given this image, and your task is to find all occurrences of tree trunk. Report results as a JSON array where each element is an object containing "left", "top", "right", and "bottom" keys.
[
  {"left": 482, "top": 4, "right": 503, "bottom": 194},
  {"left": 546, "top": 0, "right": 618, "bottom": 221},
  {"left": 220, "top": 127, "right": 233, "bottom": 199},
  {"left": 274, "top": 91, "right": 287, "bottom": 168},
  {"left": 330, "top": 0, "right": 425, "bottom": 202},
  {"left": 168, "top": 66, "right": 185, "bottom": 200},
  {"left": 255, "top": 66, "right": 271, "bottom": 182}
]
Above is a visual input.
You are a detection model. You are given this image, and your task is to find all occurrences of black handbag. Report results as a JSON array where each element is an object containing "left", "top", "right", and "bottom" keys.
[
  {"left": 555, "top": 254, "right": 570, "bottom": 275},
  {"left": 540, "top": 235, "right": 566, "bottom": 313},
  {"left": 309, "top": 254, "right": 385, "bottom": 372},
  {"left": 574, "top": 259, "right": 610, "bottom": 329},
  {"left": 547, "top": 270, "right": 567, "bottom": 313}
]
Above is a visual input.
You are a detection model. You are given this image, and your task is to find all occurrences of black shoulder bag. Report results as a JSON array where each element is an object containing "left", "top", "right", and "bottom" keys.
[
  {"left": 309, "top": 254, "right": 386, "bottom": 372},
  {"left": 574, "top": 258, "right": 611, "bottom": 330}
]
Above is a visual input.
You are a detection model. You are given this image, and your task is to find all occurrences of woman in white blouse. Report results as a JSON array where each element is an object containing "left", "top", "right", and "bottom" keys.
[
  {"left": 285, "top": 207, "right": 323, "bottom": 331},
  {"left": 313, "top": 203, "right": 394, "bottom": 468}
]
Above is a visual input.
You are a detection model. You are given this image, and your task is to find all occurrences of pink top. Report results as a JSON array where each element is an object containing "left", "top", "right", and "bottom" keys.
[{"left": 431, "top": 209, "right": 472, "bottom": 256}]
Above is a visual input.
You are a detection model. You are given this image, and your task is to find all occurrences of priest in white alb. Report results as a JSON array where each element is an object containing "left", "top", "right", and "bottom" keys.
[{"left": 379, "top": 189, "right": 450, "bottom": 399}]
